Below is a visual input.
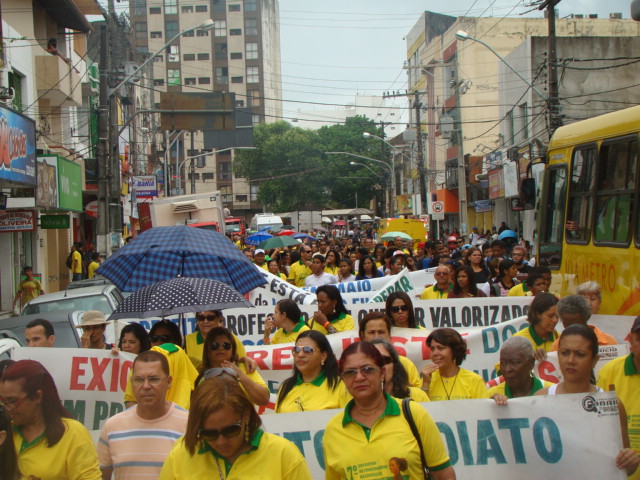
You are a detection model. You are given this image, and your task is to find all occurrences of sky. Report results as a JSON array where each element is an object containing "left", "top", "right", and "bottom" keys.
[{"left": 277, "top": 0, "right": 635, "bottom": 125}]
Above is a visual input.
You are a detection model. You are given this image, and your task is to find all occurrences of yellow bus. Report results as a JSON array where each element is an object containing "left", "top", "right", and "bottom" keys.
[{"left": 537, "top": 105, "right": 640, "bottom": 315}]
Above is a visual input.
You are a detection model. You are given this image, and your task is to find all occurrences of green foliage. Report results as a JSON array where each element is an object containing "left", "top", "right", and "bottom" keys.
[{"left": 234, "top": 116, "right": 389, "bottom": 212}]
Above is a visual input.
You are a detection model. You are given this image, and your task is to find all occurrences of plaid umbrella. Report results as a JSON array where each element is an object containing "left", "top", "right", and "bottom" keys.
[
  {"left": 96, "top": 226, "right": 266, "bottom": 293},
  {"left": 108, "top": 277, "right": 252, "bottom": 320}
]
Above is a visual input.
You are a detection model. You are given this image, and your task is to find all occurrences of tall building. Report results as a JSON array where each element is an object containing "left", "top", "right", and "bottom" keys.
[{"left": 130, "top": 0, "right": 282, "bottom": 218}]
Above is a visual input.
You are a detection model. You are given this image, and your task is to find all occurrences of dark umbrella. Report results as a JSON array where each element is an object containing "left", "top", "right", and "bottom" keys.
[
  {"left": 259, "top": 235, "right": 300, "bottom": 250},
  {"left": 96, "top": 226, "right": 266, "bottom": 293},
  {"left": 108, "top": 277, "right": 252, "bottom": 320}
]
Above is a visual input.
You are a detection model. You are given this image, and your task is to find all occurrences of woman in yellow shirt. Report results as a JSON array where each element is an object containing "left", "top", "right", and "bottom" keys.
[
  {"left": 263, "top": 299, "right": 310, "bottom": 344},
  {"left": 324, "top": 250, "right": 340, "bottom": 276},
  {"left": 267, "top": 258, "right": 287, "bottom": 280},
  {"left": 513, "top": 292, "right": 559, "bottom": 361},
  {"left": 309, "top": 285, "right": 354, "bottom": 335}
]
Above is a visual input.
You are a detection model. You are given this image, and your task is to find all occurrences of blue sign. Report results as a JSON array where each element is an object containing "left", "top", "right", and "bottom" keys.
[
  {"left": 132, "top": 175, "right": 158, "bottom": 198},
  {"left": 0, "top": 105, "right": 36, "bottom": 185},
  {"left": 474, "top": 200, "right": 493, "bottom": 213}
]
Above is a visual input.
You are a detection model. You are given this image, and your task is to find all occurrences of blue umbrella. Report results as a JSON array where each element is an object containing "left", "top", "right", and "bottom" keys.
[
  {"left": 498, "top": 229, "right": 517, "bottom": 240},
  {"left": 245, "top": 232, "right": 273, "bottom": 246},
  {"left": 293, "top": 233, "right": 317, "bottom": 242},
  {"left": 96, "top": 226, "right": 266, "bottom": 293}
]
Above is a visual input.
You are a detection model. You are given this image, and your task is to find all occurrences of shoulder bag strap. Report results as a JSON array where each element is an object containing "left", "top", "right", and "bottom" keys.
[{"left": 401, "top": 398, "right": 431, "bottom": 480}]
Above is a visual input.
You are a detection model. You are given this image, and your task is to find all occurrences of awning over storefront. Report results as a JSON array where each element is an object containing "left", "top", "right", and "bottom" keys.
[{"left": 433, "top": 189, "right": 459, "bottom": 213}]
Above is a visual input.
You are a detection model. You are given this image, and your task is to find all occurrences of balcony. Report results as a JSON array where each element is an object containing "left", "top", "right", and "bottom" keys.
[{"left": 35, "top": 54, "right": 82, "bottom": 107}]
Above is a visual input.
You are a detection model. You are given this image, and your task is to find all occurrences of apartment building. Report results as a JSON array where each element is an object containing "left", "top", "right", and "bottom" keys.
[{"left": 130, "top": 0, "right": 282, "bottom": 217}]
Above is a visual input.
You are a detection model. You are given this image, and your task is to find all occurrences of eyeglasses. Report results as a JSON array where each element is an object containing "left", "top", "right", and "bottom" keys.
[
  {"left": 131, "top": 375, "right": 167, "bottom": 386},
  {"left": 390, "top": 305, "right": 409, "bottom": 313},
  {"left": 211, "top": 341, "right": 233, "bottom": 351},
  {"left": 0, "top": 396, "right": 28, "bottom": 409},
  {"left": 150, "top": 334, "right": 172, "bottom": 343},
  {"left": 198, "top": 420, "right": 243, "bottom": 441},
  {"left": 341, "top": 365, "right": 380, "bottom": 380},
  {"left": 202, "top": 367, "right": 239, "bottom": 380},
  {"left": 196, "top": 314, "right": 218, "bottom": 322},
  {"left": 292, "top": 345, "right": 315, "bottom": 355},
  {"left": 380, "top": 356, "right": 393, "bottom": 365}
]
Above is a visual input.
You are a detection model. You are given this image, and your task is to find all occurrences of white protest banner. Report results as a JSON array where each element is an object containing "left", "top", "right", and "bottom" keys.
[
  {"left": 366, "top": 267, "right": 414, "bottom": 303},
  {"left": 11, "top": 347, "right": 135, "bottom": 432},
  {"left": 261, "top": 392, "right": 626, "bottom": 480},
  {"left": 248, "top": 268, "right": 317, "bottom": 306}
]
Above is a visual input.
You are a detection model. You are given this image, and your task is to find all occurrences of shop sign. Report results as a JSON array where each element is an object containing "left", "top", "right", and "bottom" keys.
[
  {"left": 36, "top": 155, "right": 59, "bottom": 209},
  {"left": 85, "top": 200, "right": 98, "bottom": 218},
  {"left": 57, "top": 157, "right": 82, "bottom": 212},
  {"left": 132, "top": 175, "right": 157, "bottom": 198},
  {"left": 0, "top": 210, "right": 35, "bottom": 232},
  {"left": 0, "top": 105, "right": 36, "bottom": 185},
  {"left": 41, "top": 214, "right": 70, "bottom": 229},
  {"left": 474, "top": 200, "right": 493, "bottom": 213},
  {"left": 488, "top": 168, "right": 504, "bottom": 200}
]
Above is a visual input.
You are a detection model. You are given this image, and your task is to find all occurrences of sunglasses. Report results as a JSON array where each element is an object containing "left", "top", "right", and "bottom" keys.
[
  {"left": 198, "top": 420, "right": 243, "bottom": 441},
  {"left": 197, "top": 314, "right": 218, "bottom": 322},
  {"left": 341, "top": 365, "right": 380, "bottom": 380},
  {"left": 211, "top": 341, "right": 233, "bottom": 351},
  {"left": 150, "top": 334, "right": 172, "bottom": 343},
  {"left": 292, "top": 345, "right": 316, "bottom": 355},
  {"left": 390, "top": 305, "right": 409, "bottom": 313}
]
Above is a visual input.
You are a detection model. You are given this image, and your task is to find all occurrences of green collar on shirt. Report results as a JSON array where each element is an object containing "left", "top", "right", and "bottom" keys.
[
  {"left": 200, "top": 429, "right": 264, "bottom": 475},
  {"left": 433, "top": 283, "right": 453, "bottom": 294},
  {"left": 528, "top": 325, "right": 556, "bottom": 346},
  {"left": 504, "top": 377, "right": 544, "bottom": 398},
  {"left": 624, "top": 354, "right": 639, "bottom": 376},
  {"left": 196, "top": 331, "right": 204, "bottom": 345},
  {"left": 295, "top": 370, "right": 326, "bottom": 386},
  {"left": 342, "top": 393, "right": 399, "bottom": 427},
  {"left": 13, "top": 426, "right": 44, "bottom": 454},
  {"left": 288, "top": 319, "right": 307, "bottom": 334},
  {"left": 329, "top": 312, "right": 347, "bottom": 324}
]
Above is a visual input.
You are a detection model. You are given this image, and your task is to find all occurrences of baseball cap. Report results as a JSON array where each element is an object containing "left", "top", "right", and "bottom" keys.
[{"left": 254, "top": 249, "right": 265, "bottom": 255}]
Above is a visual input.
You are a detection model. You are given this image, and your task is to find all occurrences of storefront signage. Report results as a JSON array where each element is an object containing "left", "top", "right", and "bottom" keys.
[
  {"left": 474, "top": 200, "right": 493, "bottom": 213},
  {"left": 0, "top": 210, "right": 35, "bottom": 231},
  {"left": 85, "top": 200, "right": 98, "bottom": 218},
  {"left": 488, "top": 168, "right": 504, "bottom": 200},
  {"left": 57, "top": 157, "right": 82, "bottom": 212},
  {"left": 36, "top": 155, "right": 59, "bottom": 209},
  {"left": 0, "top": 105, "right": 36, "bottom": 185},
  {"left": 132, "top": 175, "right": 157, "bottom": 198},
  {"left": 41, "top": 214, "right": 70, "bottom": 229}
]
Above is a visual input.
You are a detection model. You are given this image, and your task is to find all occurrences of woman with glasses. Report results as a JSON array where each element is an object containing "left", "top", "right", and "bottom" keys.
[
  {"left": 420, "top": 328, "right": 489, "bottom": 401},
  {"left": 323, "top": 342, "right": 455, "bottom": 480},
  {"left": 310, "top": 285, "right": 354, "bottom": 335},
  {"left": 276, "top": 330, "right": 347, "bottom": 413},
  {"left": 149, "top": 319, "right": 183, "bottom": 348},
  {"left": 385, "top": 291, "right": 419, "bottom": 329},
  {"left": 185, "top": 311, "right": 222, "bottom": 368},
  {"left": 196, "top": 327, "right": 269, "bottom": 406},
  {"left": 159, "top": 377, "right": 312, "bottom": 480},
  {"left": 0, "top": 360, "right": 101, "bottom": 479},
  {"left": 263, "top": 299, "right": 310, "bottom": 345},
  {"left": 371, "top": 339, "right": 429, "bottom": 402}
]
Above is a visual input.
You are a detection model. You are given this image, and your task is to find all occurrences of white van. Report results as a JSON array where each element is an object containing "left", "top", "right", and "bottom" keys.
[{"left": 250, "top": 213, "right": 283, "bottom": 232}]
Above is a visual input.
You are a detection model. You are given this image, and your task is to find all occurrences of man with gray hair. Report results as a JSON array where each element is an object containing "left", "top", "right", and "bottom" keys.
[{"left": 551, "top": 295, "right": 617, "bottom": 350}]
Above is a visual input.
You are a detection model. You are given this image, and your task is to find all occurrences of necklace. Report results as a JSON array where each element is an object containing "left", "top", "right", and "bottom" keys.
[
  {"left": 439, "top": 370, "right": 460, "bottom": 400},
  {"left": 215, "top": 457, "right": 225, "bottom": 480}
]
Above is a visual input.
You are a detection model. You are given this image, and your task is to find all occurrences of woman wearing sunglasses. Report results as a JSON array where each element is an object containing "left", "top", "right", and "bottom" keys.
[
  {"left": 198, "top": 327, "right": 269, "bottom": 406},
  {"left": 371, "top": 339, "right": 429, "bottom": 402},
  {"left": 276, "top": 330, "right": 347, "bottom": 413},
  {"left": 385, "top": 291, "right": 419, "bottom": 329},
  {"left": 323, "top": 342, "right": 455, "bottom": 480},
  {"left": 159, "top": 377, "right": 312, "bottom": 480},
  {"left": 185, "top": 311, "right": 222, "bottom": 368}
]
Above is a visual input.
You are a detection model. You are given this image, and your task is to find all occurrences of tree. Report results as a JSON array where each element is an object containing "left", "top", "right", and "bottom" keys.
[{"left": 234, "top": 116, "right": 387, "bottom": 213}]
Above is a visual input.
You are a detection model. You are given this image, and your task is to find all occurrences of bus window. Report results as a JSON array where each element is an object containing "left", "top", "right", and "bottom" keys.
[
  {"left": 594, "top": 137, "right": 638, "bottom": 245},
  {"left": 566, "top": 145, "right": 596, "bottom": 243},
  {"left": 538, "top": 165, "right": 567, "bottom": 268}
]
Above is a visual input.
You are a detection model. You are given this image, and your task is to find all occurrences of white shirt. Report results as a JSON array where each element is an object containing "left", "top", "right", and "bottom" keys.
[
  {"left": 339, "top": 274, "right": 357, "bottom": 283},
  {"left": 305, "top": 272, "right": 338, "bottom": 287}
]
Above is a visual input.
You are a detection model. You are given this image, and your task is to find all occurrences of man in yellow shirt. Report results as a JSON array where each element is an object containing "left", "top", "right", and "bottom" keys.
[
  {"left": 13, "top": 266, "right": 44, "bottom": 310},
  {"left": 88, "top": 252, "right": 101, "bottom": 279},
  {"left": 253, "top": 249, "right": 269, "bottom": 270},
  {"left": 70, "top": 242, "right": 84, "bottom": 281},
  {"left": 420, "top": 265, "right": 453, "bottom": 300},
  {"left": 288, "top": 246, "right": 313, "bottom": 287}
]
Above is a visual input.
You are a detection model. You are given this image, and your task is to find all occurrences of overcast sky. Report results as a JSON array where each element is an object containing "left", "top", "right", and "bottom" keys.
[{"left": 278, "top": 0, "right": 635, "bottom": 124}]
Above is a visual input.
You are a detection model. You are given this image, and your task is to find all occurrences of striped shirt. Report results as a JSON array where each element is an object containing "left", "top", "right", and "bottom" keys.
[{"left": 98, "top": 402, "right": 188, "bottom": 479}]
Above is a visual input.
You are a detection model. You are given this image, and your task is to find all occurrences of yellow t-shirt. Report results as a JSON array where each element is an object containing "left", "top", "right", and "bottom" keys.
[
  {"left": 288, "top": 260, "right": 312, "bottom": 287},
  {"left": 420, "top": 284, "right": 452, "bottom": 300},
  {"left": 17, "top": 278, "right": 43, "bottom": 304},
  {"left": 323, "top": 394, "right": 451, "bottom": 480},
  {"left": 310, "top": 313, "right": 354, "bottom": 335},
  {"left": 276, "top": 372, "right": 348, "bottom": 413},
  {"left": 507, "top": 283, "right": 529, "bottom": 296},
  {"left": 88, "top": 261, "right": 100, "bottom": 279},
  {"left": 407, "top": 386, "right": 430, "bottom": 402},
  {"left": 237, "top": 363, "right": 269, "bottom": 405},
  {"left": 184, "top": 331, "right": 247, "bottom": 369},
  {"left": 159, "top": 430, "right": 312, "bottom": 480},
  {"left": 513, "top": 325, "right": 558, "bottom": 352},
  {"left": 72, "top": 250, "right": 83, "bottom": 273},
  {"left": 325, "top": 265, "right": 339, "bottom": 276},
  {"left": 597, "top": 353, "right": 640, "bottom": 480},
  {"left": 399, "top": 355, "right": 422, "bottom": 388},
  {"left": 487, "top": 377, "right": 555, "bottom": 398},
  {"left": 428, "top": 368, "right": 489, "bottom": 401},
  {"left": 13, "top": 417, "right": 102, "bottom": 480},
  {"left": 271, "top": 320, "right": 310, "bottom": 344}
]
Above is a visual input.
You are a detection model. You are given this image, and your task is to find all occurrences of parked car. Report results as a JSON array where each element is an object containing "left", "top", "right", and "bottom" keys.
[
  {"left": 66, "top": 277, "right": 113, "bottom": 290},
  {"left": 21, "top": 284, "right": 124, "bottom": 316}
]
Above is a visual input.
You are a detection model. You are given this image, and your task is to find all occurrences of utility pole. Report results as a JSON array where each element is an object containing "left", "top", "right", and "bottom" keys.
[
  {"left": 413, "top": 92, "right": 427, "bottom": 215},
  {"left": 96, "top": 23, "right": 110, "bottom": 257},
  {"left": 540, "top": 0, "right": 562, "bottom": 134},
  {"left": 190, "top": 131, "right": 196, "bottom": 194}
]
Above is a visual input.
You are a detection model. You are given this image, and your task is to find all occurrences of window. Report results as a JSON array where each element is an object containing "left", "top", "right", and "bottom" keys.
[
  {"left": 183, "top": 30, "right": 194, "bottom": 37},
  {"left": 154, "top": 79, "right": 165, "bottom": 86},
  {"left": 235, "top": 195, "right": 248, "bottom": 202},
  {"left": 215, "top": 43, "right": 228, "bottom": 60},
  {"left": 505, "top": 109, "right": 515, "bottom": 145},
  {"left": 8, "top": 71, "right": 23, "bottom": 112},
  {"left": 252, "top": 114, "right": 261, "bottom": 125},
  {"left": 538, "top": 165, "right": 567, "bottom": 268},
  {"left": 133, "top": 0, "right": 146, "bottom": 16},
  {"left": 247, "top": 90, "right": 261, "bottom": 107},
  {"left": 197, "top": 53, "right": 210, "bottom": 61},
  {"left": 188, "top": 173, "right": 201, "bottom": 181},
  {"left": 184, "top": 53, "right": 196, "bottom": 61},
  {"left": 250, "top": 184, "right": 259, "bottom": 201},
  {"left": 246, "top": 66, "right": 259, "bottom": 83},
  {"left": 245, "top": 18, "right": 258, "bottom": 35},
  {"left": 219, "top": 162, "right": 232, "bottom": 180},
  {"left": 181, "top": 5, "right": 193, "bottom": 13},
  {"left": 164, "top": 0, "right": 177, "bottom": 14},
  {"left": 195, "top": 5, "right": 208, "bottom": 12},
  {"left": 168, "top": 69, "right": 181, "bottom": 86},
  {"left": 216, "top": 67, "right": 228, "bottom": 84},
  {"left": 236, "top": 100, "right": 245, "bottom": 107},
  {"left": 213, "top": 0, "right": 226, "bottom": 13},
  {"left": 230, "top": 28, "right": 242, "bottom": 36},
  {"left": 229, "top": 4, "right": 241, "bottom": 11},
  {"left": 594, "top": 137, "right": 638, "bottom": 245},
  {"left": 214, "top": 20, "right": 227, "bottom": 37},
  {"left": 153, "top": 55, "right": 164, "bottom": 62},
  {"left": 230, "top": 52, "right": 242, "bottom": 59},
  {"left": 185, "top": 77, "right": 197, "bottom": 85},
  {"left": 566, "top": 145, "right": 596, "bottom": 244},
  {"left": 245, "top": 42, "right": 258, "bottom": 60},
  {"left": 136, "top": 45, "right": 149, "bottom": 56},
  {"left": 198, "top": 77, "right": 211, "bottom": 85},
  {"left": 167, "top": 45, "right": 179, "bottom": 62},
  {"left": 231, "top": 76, "right": 244, "bottom": 83},
  {"left": 197, "top": 29, "right": 209, "bottom": 37},
  {"left": 202, "top": 172, "right": 214, "bottom": 181},
  {"left": 150, "top": 31, "right": 162, "bottom": 38},
  {"left": 244, "top": 0, "right": 257, "bottom": 11},
  {"left": 149, "top": 7, "right": 161, "bottom": 14},
  {"left": 165, "top": 21, "right": 178, "bottom": 40},
  {"left": 134, "top": 22, "right": 147, "bottom": 40}
]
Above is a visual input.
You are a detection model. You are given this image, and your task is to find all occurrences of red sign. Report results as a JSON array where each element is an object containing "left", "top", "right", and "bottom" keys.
[
  {"left": 137, "top": 202, "right": 153, "bottom": 231},
  {"left": 85, "top": 200, "right": 98, "bottom": 218},
  {"left": 0, "top": 210, "right": 35, "bottom": 232}
]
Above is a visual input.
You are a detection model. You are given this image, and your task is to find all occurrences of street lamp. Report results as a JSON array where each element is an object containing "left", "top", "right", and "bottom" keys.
[{"left": 349, "top": 161, "right": 380, "bottom": 179}]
